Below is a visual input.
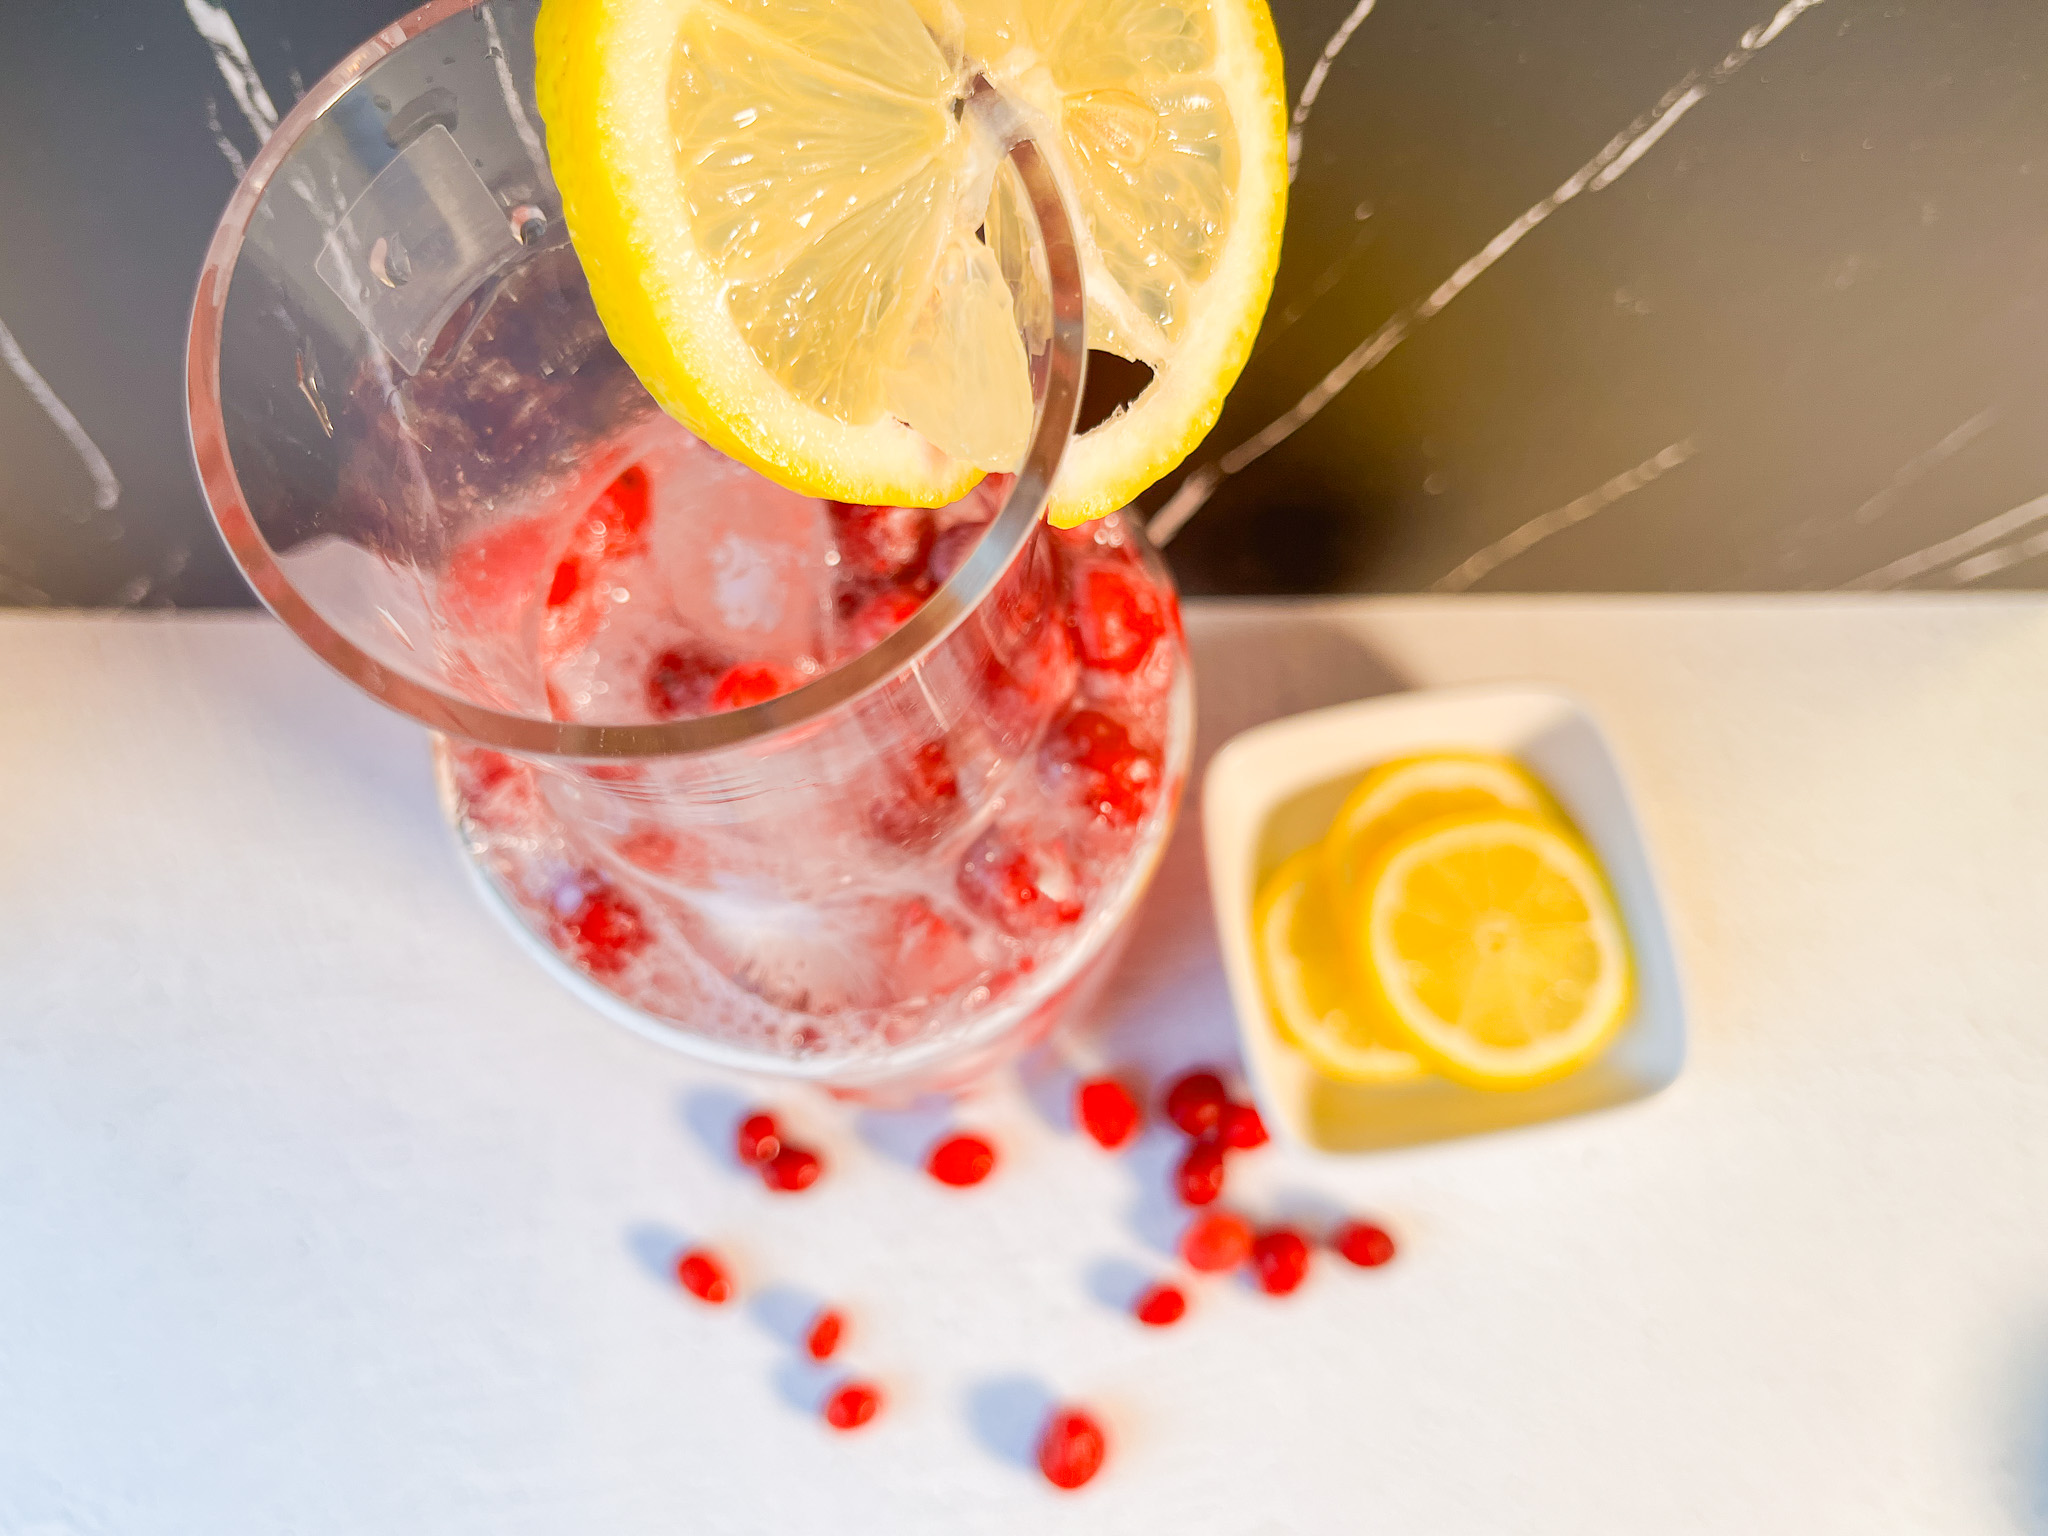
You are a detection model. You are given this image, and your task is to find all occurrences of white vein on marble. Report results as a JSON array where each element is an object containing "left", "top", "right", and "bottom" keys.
[
  {"left": 1846, "top": 490, "right": 2048, "bottom": 590},
  {"left": 203, "top": 94, "right": 248, "bottom": 179},
  {"left": 1288, "top": 0, "right": 1378, "bottom": 184},
  {"left": 0, "top": 315, "right": 121, "bottom": 514},
  {"left": 1150, "top": 0, "right": 1830, "bottom": 548},
  {"left": 481, "top": 8, "right": 548, "bottom": 174},
  {"left": 0, "top": 547, "right": 53, "bottom": 606},
  {"left": 1431, "top": 439, "right": 1697, "bottom": 592},
  {"left": 1948, "top": 526, "right": 2048, "bottom": 585},
  {"left": 1849, "top": 406, "right": 2000, "bottom": 526},
  {"left": 184, "top": 0, "right": 278, "bottom": 145}
]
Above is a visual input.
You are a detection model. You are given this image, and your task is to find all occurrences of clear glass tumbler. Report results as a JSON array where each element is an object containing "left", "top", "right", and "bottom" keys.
[{"left": 186, "top": 0, "right": 1192, "bottom": 1094}]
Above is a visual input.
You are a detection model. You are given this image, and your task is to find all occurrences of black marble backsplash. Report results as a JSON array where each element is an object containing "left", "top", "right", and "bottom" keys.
[{"left": 4, "top": 0, "right": 2046, "bottom": 605}]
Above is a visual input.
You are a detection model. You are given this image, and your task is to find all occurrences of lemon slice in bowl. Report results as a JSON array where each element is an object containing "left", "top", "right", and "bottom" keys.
[
  {"left": 1322, "top": 752, "right": 1553, "bottom": 917},
  {"left": 1355, "top": 811, "right": 1632, "bottom": 1090},
  {"left": 1253, "top": 849, "right": 1426, "bottom": 1085},
  {"left": 535, "top": 0, "right": 1287, "bottom": 519}
]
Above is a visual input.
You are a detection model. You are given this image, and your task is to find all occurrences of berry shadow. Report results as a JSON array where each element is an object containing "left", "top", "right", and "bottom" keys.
[
  {"left": 1014, "top": 1045, "right": 1080, "bottom": 1138},
  {"left": 853, "top": 1096, "right": 956, "bottom": 1171},
  {"left": 748, "top": 1280, "right": 829, "bottom": 1351},
  {"left": 1118, "top": 1129, "right": 1197, "bottom": 1261},
  {"left": 772, "top": 1357, "right": 836, "bottom": 1416},
  {"left": 964, "top": 1373, "right": 1057, "bottom": 1471},
  {"left": 1082, "top": 1255, "right": 1155, "bottom": 1313},
  {"left": 678, "top": 1083, "right": 755, "bottom": 1168},
  {"left": 1261, "top": 1184, "right": 1353, "bottom": 1237},
  {"left": 622, "top": 1221, "right": 691, "bottom": 1287}
]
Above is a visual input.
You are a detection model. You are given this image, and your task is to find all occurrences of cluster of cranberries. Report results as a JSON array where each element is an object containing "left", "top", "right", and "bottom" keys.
[
  {"left": 668, "top": 1074, "right": 1398, "bottom": 1490},
  {"left": 1079, "top": 1069, "right": 1398, "bottom": 1322}
]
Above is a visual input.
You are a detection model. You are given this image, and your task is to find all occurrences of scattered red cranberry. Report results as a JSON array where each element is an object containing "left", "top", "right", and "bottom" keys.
[
  {"left": 1219, "top": 1101, "right": 1270, "bottom": 1150},
  {"left": 928, "top": 1133, "right": 997, "bottom": 1188},
  {"left": 1075, "top": 1078, "right": 1141, "bottom": 1150},
  {"left": 1331, "top": 1220, "right": 1398, "bottom": 1268},
  {"left": 762, "top": 1144, "right": 823, "bottom": 1193},
  {"left": 1163, "top": 1070, "right": 1227, "bottom": 1137},
  {"left": 735, "top": 1112, "right": 781, "bottom": 1167},
  {"left": 1038, "top": 1407, "right": 1108, "bottom": 1490},
  {"left": 806, "top": 1308, "right": 845, "bottom": 1362},
  {"left": 824, "top": 1381, "right": 883, "bottom": 1431},
  {"left": 1250, "top": 1228, "right": 1312, "bottom": 1295},
  {"left": 1174, "top": 1138, "right": 1226, "bottom": 1206},
  {"left": 1132, "top": 1282, "right": 1187, "bottom": 1327},
  {"left": 675, "top": 1248, "right": 732, "bottom": 1305},
  {"left": 1180, "top": 1211, "right": 1254, "bottom": 1273}
]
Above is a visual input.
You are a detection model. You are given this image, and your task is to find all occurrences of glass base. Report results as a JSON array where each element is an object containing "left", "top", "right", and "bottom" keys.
[{"left": 435, "top": 713, "right": 1181, "bottom": 1101}]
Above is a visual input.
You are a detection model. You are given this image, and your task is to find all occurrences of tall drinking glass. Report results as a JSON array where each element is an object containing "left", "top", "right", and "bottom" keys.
[{"left": 186, "top": 0, "right": 1192, "bottom": 1094}]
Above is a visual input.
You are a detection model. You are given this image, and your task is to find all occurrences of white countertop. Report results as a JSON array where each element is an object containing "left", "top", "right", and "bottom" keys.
[{"left": 5, "top": 599, "right": 2047, "bottom": 1535}]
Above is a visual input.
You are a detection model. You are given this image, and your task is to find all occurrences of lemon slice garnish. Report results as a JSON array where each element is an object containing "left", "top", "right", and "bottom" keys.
[
  {"left": 535, "top": 0, "right": 1287, "bottom": 520},
  {"left": 1252, "top": 848, "right": 1426, "bottom": 1085},
  {"left": 1355, "top": 811, "right": 1632, "bottom": 1090},
  {"left": 1322, "top": 752, "right": 1553, "bottom": 916}
]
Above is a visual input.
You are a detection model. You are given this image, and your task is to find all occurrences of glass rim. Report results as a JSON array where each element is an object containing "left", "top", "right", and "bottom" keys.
[{"left": 184, "top": 0, "right": 1087, "bottom": 760}]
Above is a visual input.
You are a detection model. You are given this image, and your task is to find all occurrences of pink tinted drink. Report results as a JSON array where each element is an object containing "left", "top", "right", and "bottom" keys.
[{"left": 433, "top": 415, "right": 1190, "bottom": 1084}]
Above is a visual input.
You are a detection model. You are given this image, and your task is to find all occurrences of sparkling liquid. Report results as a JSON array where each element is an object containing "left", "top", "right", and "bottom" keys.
[{"left": 433, "top": 416, "right": 1190, "bottom": 1081}]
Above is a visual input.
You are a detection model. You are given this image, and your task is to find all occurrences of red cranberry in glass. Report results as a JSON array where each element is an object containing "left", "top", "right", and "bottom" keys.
[
  {"left": 1046, "top": 707, "right": 1160, "bottom": 829},
  {"left": 1332, "top": 1220, "right": 1398, "bottom": 1268},
  {"left": 1175, "top": 1139, "right": 1226, "bottom": 1206},
  {"left": 540, "top": 465, "right": 655, "bottom": 668},
  {"left": 829, "top": 500, "right": 931, "bottom": 579},
  {"left": 735, "top": 1112, "right": 781, "bottom": 1167},
  {"left": 957, "top": 826, "right": 1084, "bottom": 936},
  {"left": 868, "top": 738, "right": 962, "bottom": 849},
  {"left": 824, "top": 1381, "right": 882, "bottom": 1430},
  {"left": 645, "top": 642, "right": 729, "bottom": 720},
  {"left": 1038, "top": 1408, "right": 1107, "bottom": 1490},
  {"left": 1070, "top": 565, "right": 1164, "bottom": 673},
  {"left": 556, "top": 878, "right": 649, "bottom": 979},
  {"left": 927, "top": 1133, "right": 996, "bottom": 1187},
  {"left": 675, "top": 1248, "right": 732, "bottom": 1304},
  {"left": 1220, "top": 1102, "right": 1269, "bottom": 1150},
  {"left": 1250, "top": 1229, "right": 1311, "bottom": 1295},
  {"left": 1132, "top": 1283, "right": 1187, "bottom": 1327},
  {"left": 711, "top": 662, "right": 801, "bottom": 712},
  {"left": 844, "top": 584, "right": 925, "bottom": 656},
  {"left": 1180, "top": 1211, "right": 1254, "bottom": 1273},
  {"left": 762, "top": 1144, "right": 822, "bottom": 1193},
  {"left": 1075, "top": 1077, "right": 1141, "bottom": 1150},
  {"left": 1163, "top": 1070, "right": 1227, "bottom": 1137},
  {"left": 926, "top": 520, "right": 987, "bottom": 587}
]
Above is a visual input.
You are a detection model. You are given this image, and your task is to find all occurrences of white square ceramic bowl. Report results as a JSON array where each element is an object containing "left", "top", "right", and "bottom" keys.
[{"left": 1203, "top": 684, "right": 1686, "bottom": 1154}]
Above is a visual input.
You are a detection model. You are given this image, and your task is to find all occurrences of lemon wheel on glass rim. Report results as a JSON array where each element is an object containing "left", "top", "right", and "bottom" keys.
[{"left": 535, "top": 0, "right": 1288, "bottom": 520}]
